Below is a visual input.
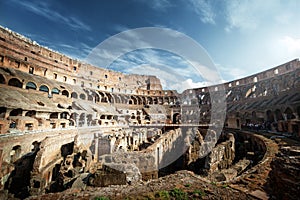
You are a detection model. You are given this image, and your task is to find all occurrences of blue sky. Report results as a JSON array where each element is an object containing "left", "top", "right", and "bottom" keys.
[{"left": 1, "top": 0, "right": 300, "bottom": 92}]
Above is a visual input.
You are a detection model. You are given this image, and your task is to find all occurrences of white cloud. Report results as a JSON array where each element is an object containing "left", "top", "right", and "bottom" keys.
[
  {"left": 224, "top": 0, "right": 300, "bottom": 32},
  {"left": 279, "top": 36, "right": 300, "bottom": 55},
  {"left": 187, "top": 0, "right": 216, "bottom": 24},
  {"left": 124, "top": 64, "right": 206, "bottom": 92}
]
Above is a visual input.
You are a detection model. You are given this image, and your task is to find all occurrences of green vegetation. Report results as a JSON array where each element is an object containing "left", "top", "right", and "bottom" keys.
[
  {"left": 155, "top": 190, "right": 170, "bottom": 199},
  {"left": 94, "top": 196, "right": 109, "bottom": 200},
  {"left": 169, "top": 188, "right": 188, "bottom": 200}
]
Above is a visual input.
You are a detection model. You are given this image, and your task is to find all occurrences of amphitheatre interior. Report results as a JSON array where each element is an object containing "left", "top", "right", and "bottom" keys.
[{"left": 0, "top": 26, "right": 300, "bottom": 199}]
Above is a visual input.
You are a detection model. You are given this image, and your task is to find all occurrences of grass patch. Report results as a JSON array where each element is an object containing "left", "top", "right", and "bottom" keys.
[
  {"left": 155, "top": 190, "right": 170, "bottom": 199},
  {"left": 94, "top": 197, "right": 109, "bottom": 200},
  {"left": 170, "top": 188, "right": 188, "bottom": 200}
]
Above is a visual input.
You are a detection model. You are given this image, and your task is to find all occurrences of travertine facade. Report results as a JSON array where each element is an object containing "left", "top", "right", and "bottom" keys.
[{"left": 0, "top": 26, "right": 300, "bottom": 199}]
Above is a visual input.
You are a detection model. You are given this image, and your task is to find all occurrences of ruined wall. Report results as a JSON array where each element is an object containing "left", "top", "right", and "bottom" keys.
[
  {"left": 204, "top": 133, "right": 235, "bottom": 172},
  {"left": 269, "top": 146, "right": 300, "bottom": 200}
]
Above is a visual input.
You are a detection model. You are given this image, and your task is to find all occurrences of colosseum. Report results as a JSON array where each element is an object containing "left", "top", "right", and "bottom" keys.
[{"left": 0, "top": 26, "right": 299, "bottom": 200}]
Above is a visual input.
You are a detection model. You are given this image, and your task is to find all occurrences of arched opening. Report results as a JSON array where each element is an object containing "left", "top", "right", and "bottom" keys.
[
  {"left": 79, "top": 93, "right": 86, "bottom": 100},
  {"left": 86, "top": 114, "right": 93, "bottom": 126},
  {"left": 0, "top": 74, "right": 6, "bottom": 84},
  {"left": 10, "top": 108, "right": 22, "bottom": 116},
  {"left": 236, "top": 119, "right": 240, "bottom": 128},
  {"left": 25, "top": 82, "right": 37, "bottom": 90},
  {"left": 88, "top": 95, "right": 93, "bottom": 101},
  {"left": 266, "top": 110, "right": 274, "bottom": 122},
  {"left": 60, "top": 112, "right": 68, "bottom": 119},
  {"left": 101, "top": 97, "right": 108, "bottom": 103},
  {"left": 275, "top": 109, "right": 284, "bottom": 121},
  {"left": 51, "top": 88, "right": 60, "bottom": 95},
  {"left": 79, "top": 113, "right": 85, "bottom": 127},
  {"left": 70, "top": 113, "right": 78, "bottom": 126},
  {"left": 50, "top": 112, "right": 59, "bottom": 119},
  {"left": 0, "top": 107, "right": 7, "bottom": 118},
  {"left": 10, "top": 145, "right": 21, "bottom": 163},
  {"left": 173, "top": 113, "right": 181, "bottom": 124},
  {"left": 61, "top": 90, "right": 69, "bottom": 97},
  {"left": 39, "top": 85, "right": 49, "bottom": 93},
  {"left": 8, "top": 78, "right": 22, "bottom": 88},
  {"left": 71, "top": 92, "right": 78, "bottom": 99},
  {"left": 284, "top": 107, "right": 296, "bottom": 120},
  {"left": 25, "top": 110, "right": 36, "bottom": 117}
]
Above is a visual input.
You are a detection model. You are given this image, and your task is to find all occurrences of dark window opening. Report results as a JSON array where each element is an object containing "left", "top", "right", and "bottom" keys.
[
  {"left": 8, "top": 78, "right": 22, "bottom": 88},
  {"left": 10, "top": 108, "right": 22, "bottom": 116},
  {"left": 53, "top": 73, "right": 57, "bottom": 79},
  {"left": 62, "top": 90, "right": 69, "bottom": 97},
  {"left": 26, "top": 82, "right": 36, "bottom": 90},
  {"left": 0, "top": 74, "right": 5, "bottom": 84},
  {"left": 29, "top": 67, "right": 34, "bottom": 74},
  {"left": 39, "top": 85, "right": 49, "bottom": 93},
  {"left": 51, "top": 88, "right": 60, "bottom": 94},
  {"left": 71, "top": 92, "right": 78, "bottom": 99}
]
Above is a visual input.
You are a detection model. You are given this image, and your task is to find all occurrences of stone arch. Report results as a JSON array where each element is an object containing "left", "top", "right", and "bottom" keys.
[
  {"left": 51, "top": 88, "right": 60, "bottom": 95},
  {"left": 10, "top": 108, "right": 22, "bottom": 116},
  {"left": 252, "top": 111, "right": 257, "bottom": 121},
  {"left": 266, "top": 110, "right": 274, "bottom": 122},
  {"left": 25, "top": 82, "right": 37, "bottom": 90},
  {"left": 86, "top": 114, "right": 93, "bottom": 126},
  {"left": 50, "top": 112, "right": 59, "bottom": 119},
  {"left": 147, "top": 97, "right": 153, "bottom": 104},
  {"left": 70, "top": 113, "right": 78, "bottom": 126},
  {"left": 10, "top": 145, "right": 21, "bottom": 163},
  {"left": 106, "top": 93, "right": 114, "bottom": 103},
  {"left": 130, "top": 96, "right": 137, "bottom": 104},
  {"left": 79, "top": 113, "right": 85, "bottom": 127},
  {"left": 275, "top": 109, "right": 284, "bottom": 121},
  {"left": 79, "top": 93, "right": 86, "bottom": 100},
  {"left": 39, "top": 85, "right": 49, "bottom": 93},
  {"left": 8, "top": 78, "right": 22, "bottom": 88},
  {"left": 60, "top": 112, "right": 68, "bottom": 119},
  {"left": 71, "top": 92, "right": 78, "bottom": 99},
  {"left": 0, "top": 73, "right": 6, "bottom": 84},
  {"left": 87, "top": 94, "right": 93, "bottom": 101},
  {"left": 61, "top": 90, "right": 69, "bottom": 97},
  {"left": 284, "top": 107, "right": 296, "bottom": 120},
  {"left": 0, "top": 107, "right": 7, "bottom": 118},
  {"left": 25, "top": 110, "right": 36, "bottom": 117},
  {"left": 173, "top": 112, "right": 180, "bottom": 124},
  {"left": 94, "top": 93, "right": 100, "bottom": 102},
  {"left": 114, "top": 94, "right": 121, "bottom": 104}
]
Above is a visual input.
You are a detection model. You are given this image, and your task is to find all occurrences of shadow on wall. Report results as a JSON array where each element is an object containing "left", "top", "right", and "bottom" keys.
[{"left": 4, "top": 142, "right": 40, "bottom": 199}]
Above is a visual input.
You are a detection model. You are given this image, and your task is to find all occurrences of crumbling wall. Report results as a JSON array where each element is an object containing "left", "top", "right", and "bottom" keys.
[
  {"left": 205, "top": 133, "right": 235, "bottom": 172},
  {"left": 269, "top": 146, "right": 300, "bottom": 200}
]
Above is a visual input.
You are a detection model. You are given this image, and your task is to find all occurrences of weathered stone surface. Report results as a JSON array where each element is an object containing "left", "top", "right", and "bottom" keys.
[{"left": 269, "top": 146, "right": 300, "bottom": 200}]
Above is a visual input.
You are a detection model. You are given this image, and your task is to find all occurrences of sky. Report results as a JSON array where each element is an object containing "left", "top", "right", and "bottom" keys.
[{"left": 0, "top": 0, "right": 300, "bottom": 92}]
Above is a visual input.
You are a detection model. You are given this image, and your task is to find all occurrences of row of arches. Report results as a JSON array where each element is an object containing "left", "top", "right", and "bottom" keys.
[
  {"left": 1, "top": 74, "right": 178, "bottom": 106},
  {"left": 0, "top": 76, "right": 71, "bottom": 97}
]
